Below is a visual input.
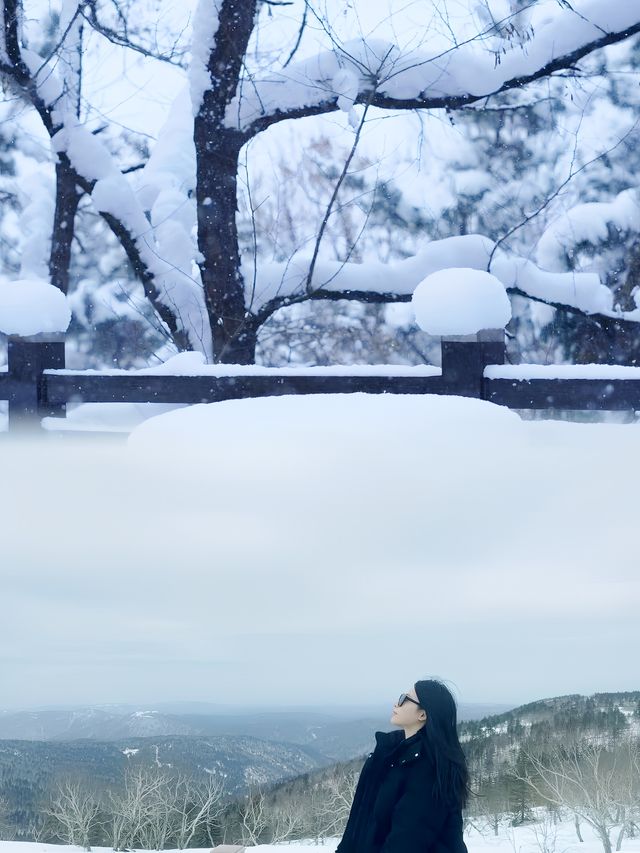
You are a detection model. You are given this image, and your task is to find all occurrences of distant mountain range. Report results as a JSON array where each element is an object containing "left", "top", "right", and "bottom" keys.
[
  {"left": 0, "top": 692, "right": 637, "bottom": 840},
  {"left": 0, "top": 702, "right": 512, "bottom": 754},
  {"left": 1, "top": 694, "right": 637, "bottom": 802},
  {"left": 0, "top": 702, "right": 513, "bottom": 817},
  {"left": 0, "top": 733, "right": 329, "bottom": 795}
]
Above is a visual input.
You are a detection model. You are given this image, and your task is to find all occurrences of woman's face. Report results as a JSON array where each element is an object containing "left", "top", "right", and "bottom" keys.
[{"left": 390, "top": 687, "right": 427, "bottom": 728}]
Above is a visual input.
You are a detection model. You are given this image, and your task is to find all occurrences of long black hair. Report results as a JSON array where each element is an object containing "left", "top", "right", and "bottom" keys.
[{"left": 414, "top": 678, "right": 471, "bottom": 810}]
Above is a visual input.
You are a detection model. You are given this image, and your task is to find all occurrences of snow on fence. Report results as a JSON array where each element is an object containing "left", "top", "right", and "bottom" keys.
[{"left": 3, "top": 328, "right": 640, "bottom": 433}]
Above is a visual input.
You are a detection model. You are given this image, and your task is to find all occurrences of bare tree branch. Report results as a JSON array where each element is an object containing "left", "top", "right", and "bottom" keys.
[{"left": 81, "top": 2, "right": 188, "bottom": 67}]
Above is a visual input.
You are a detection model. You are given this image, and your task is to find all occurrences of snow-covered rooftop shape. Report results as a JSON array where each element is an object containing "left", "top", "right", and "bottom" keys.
[
  {"left": 411, "top": 268, "right": 512, "bottom": 336},
  {"left": 0, "top": 278, "right": 71, "bottom": 337}
]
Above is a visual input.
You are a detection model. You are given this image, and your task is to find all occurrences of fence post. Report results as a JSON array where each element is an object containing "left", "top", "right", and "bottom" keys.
[
  {"left": 7, "top": 333, "right": 66, "bottom": 431},
  {"left": 440, "top": 328, "right": 505, "bottom": 397}
]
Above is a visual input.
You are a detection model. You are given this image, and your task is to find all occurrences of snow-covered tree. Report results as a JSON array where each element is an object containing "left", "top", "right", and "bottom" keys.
[
  {"left": 45, "top": 780, "right": 101, "bottom": 851},
  {"left": 2, "top": 0, "right": 640, "bottom": 363},
  {"left": 532, "top": 35, "right": 640, "bottom": 364},
  {"left": 519, "top": 739, "right": 640, "bottom": 853}
]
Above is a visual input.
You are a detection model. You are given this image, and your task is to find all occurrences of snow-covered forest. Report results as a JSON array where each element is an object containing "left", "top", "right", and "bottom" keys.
[
  {"left": 2, "top": 0, "right": 640, "bottom": 369},
  {"left": 1, "top": 694, "right": 639, "bottom": 850},
  {"left": 0, "top": 817, "right": 633, "bottom": 853}
]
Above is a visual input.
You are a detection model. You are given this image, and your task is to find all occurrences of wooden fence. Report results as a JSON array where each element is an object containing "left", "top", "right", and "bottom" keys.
[{"left": 2, "top": 329, "right": 640, "bottom": 433}]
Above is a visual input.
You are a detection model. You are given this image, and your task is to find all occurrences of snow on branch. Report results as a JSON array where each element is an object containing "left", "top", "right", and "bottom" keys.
[
  {"left": 17, "top": 167, "right": 56, "bottom": 281},
  {"left": 491, "top": 253, "right": 610, "bottom": 316},
  {"left": 248, "top": 234, "right": 616, "bottom": 323},
  {"left": 189, "top": 0, "right": 222, "bottom": 114},
  {"left": 1, "top": 0, "right": 50, "bottom": 121},
  {"left": 0, "top": 3, "right": 7, "bottom": 67},
  {"left": 9, "top": 33, "right": 211, "bottom": 356},
  {"left": 233, "top": 1, "right": 640, "bottom": 136},
  {"left": 537, "top": 188, "right": 640, "bottom": 272},
  {"left": 90, "top": 172, "right": 210, "bottom": 357},
  {"left": 133, "top": 91, "right": 211, "bottom": 356},
  {"left": 57, "top": 124, "right": 208, "bottom": 354}
]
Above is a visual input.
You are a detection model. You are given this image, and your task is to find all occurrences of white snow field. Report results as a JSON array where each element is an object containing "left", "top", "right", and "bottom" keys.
[
  {"left": 3, "top": 392, "right": 640, "bottom": 588},
  {"left": 0, "top": 816, "right": 638, "bottom": 853},
  {"left": 2, "top": 392, "right": 639, "bottom": 705}
]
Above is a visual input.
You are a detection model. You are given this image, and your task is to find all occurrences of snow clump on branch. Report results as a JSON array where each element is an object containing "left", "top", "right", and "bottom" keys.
[
  {"left": 189, "top": 0, "right": 223, "bottom": 115},
  {"left": 243, "top": 234, "right": 612, "bottom": 321},
  {"left": 17, "top": 167, "right": 55, "bottom": 281},
  {"left": 332, "top": 67, "right": 361, "bottom": 128}
]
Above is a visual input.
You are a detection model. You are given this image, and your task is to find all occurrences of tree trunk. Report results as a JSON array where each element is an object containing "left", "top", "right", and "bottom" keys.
[
  {"left": 193, "top": 0, "right": 259, "bottom": 364},
  {"left": 575, "top": 815, "right": 584, "bottom": 843},
  {"left": 195, "top": 125, "right": 256, "bottom": 362},
  {"left": 619, "top": 239, "right": 640, "bottom": 310},
  {"left": 615, "top": 816, "right": 626, "bottom": 852},
  {"left": 49, "top": 156, "right": 81, "bottom": 293},
  {"left": 597, "top": 825, "right": 613, "bottom": 853}
]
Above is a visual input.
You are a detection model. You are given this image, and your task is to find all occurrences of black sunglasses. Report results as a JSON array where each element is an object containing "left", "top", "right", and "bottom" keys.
[{"left": 397, "top": 693, "right": 421, "bottom": 708}]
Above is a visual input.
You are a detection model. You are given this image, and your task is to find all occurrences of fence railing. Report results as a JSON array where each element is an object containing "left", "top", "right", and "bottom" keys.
[{"left": 2, "top": 329, "right": 640, "bottom": 433}]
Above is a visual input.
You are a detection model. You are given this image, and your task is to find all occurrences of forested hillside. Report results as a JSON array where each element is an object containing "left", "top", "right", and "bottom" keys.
[{"left": 1, "top": 692, "right": 637, "bottom": 848}]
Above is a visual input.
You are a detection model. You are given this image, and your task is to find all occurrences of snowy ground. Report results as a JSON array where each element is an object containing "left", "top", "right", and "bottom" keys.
[
  {"left": 1, "top": 392, "right": 638, "bottom": 704},
  {"left": 0, "top": 817, "right": 638, "bottom": 853}
]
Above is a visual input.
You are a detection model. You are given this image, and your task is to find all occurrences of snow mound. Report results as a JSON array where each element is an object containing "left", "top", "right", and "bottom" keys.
[
  {"left": 0, "top": 278, "right": 71, "bottom": 336},
  {"left": 128, "top": 393, "right": 520, "bottom": 467},
  {"left": 412, "top": 268, "right": 511, "bottom": 336}
]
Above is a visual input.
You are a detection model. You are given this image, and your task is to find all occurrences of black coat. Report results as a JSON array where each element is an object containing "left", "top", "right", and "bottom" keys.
[{"left": 336, "top": 729, "right": 468, "bottom": 853}]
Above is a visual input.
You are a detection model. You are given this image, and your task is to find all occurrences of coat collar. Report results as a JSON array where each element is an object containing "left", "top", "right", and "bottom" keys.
[
  {"left": 374, "top": 729, "right": 405, "bottom": 750},
  {"left": 373, "top": 729, "right": 426, "bottom": 764}
]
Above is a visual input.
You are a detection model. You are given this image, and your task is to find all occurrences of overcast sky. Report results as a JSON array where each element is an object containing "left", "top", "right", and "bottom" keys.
[{"left": 1, "top": 395, "right": 638, "bottom": 714}]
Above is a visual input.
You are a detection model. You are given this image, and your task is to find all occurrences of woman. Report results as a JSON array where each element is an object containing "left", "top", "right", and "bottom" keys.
[{"left": 336, "top": 679, "right": 470, "bottom": 853}]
